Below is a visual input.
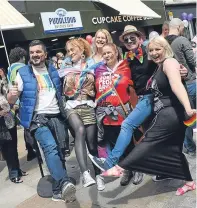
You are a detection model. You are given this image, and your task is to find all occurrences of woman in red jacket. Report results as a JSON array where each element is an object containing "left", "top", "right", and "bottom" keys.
[{"left": 89, "top": 43, "right": 135, "bottom": 184}]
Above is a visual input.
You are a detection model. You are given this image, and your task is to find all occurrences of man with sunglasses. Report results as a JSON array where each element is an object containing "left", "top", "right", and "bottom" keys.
[{"left": 89, "top": 25, "right": 188, "bottom": 186}]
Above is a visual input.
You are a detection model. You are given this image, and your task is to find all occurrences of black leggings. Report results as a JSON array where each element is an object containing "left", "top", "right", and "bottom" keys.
[{"left": 68, "top": 113, "right": 100, "bottom": 175}]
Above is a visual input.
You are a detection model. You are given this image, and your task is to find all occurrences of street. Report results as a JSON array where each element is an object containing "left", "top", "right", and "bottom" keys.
[{"left": 0, "top": 129, "right": 196, "bottom": 208}]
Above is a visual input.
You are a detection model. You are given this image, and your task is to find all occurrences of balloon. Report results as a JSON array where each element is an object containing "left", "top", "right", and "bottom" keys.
[
  {"left": 181, "top": 12, "right": 188, "bottom": 20},
  {"left": 86, "top": 35, "right": 93, "bottom": 44},
  {"left": 187, "top": 13, "right": 194, "bottom": 21},
  {"left": 183, "top": 20, "right": 189, "bottom": 28},
  {"left": 149, "top": 31, "right": 159, "bottom": 40}
]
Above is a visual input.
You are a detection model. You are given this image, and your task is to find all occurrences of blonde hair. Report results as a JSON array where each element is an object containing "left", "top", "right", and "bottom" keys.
[
  {"left": 147, "top": 36, "right": 174, "bottom": 60},
  {"left": 66, "top": 38, "right": 92, "bottom": 58},
  {"left": 93, "top": 29, "right": 113, "bottom": 54}
]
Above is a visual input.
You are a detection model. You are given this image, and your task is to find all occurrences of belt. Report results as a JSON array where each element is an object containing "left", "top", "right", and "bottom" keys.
[
  {"left": 97, "top": 102, "right": 129, "bottom": 107},
  {"left": 75, "top": 104, "right": 91, "bottom": 109},
  {"left": 97, "top": 102, "right": 112, "bottom": 107}
]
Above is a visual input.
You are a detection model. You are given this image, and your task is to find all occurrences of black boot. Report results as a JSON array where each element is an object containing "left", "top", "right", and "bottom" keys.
[{"left": 27, "top": 149, "right": 36, "bottom": 161}]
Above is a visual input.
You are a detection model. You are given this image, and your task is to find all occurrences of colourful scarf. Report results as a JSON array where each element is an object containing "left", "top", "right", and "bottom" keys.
[
  {"left": 125, "top": 47, "right": 144, "bottom": 64},
  {"left": 62, "top": 57, "right": 103, "bottom": 99}
]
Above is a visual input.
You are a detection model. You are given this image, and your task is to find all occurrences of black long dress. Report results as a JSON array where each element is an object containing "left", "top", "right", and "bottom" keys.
[{"left": 119, "top": 64, "right": 192, "bottom": 181}]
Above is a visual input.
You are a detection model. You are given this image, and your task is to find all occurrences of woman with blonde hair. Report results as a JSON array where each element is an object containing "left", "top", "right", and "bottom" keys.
[
  {"left": 92, "top": 29, "right": 113, "bottom": 63},
  {"left": 99, "top": 36, "right": 196, "bottom": 196},
  {"left": 60, "top": 38, "right": 105, "bottom": 191}
]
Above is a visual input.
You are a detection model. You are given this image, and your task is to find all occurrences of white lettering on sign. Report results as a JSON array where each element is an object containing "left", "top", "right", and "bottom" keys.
[
  {"left": 92, "top": 16, "right": 153, "bottom": 24},
  {"left": 41, "top": 8, "right": 83, "bottom": 34}
]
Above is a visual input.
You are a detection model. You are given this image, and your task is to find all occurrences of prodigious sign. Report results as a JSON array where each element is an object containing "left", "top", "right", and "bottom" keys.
[
  {"left": 41, "top": 8, "right": 83, "bottom": 34},
  {"left": 92, "top": 16, "right": 153, "bottom": 25}
]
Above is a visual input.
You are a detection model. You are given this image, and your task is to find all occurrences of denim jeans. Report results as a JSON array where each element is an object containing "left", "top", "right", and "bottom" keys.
[
  {"left": 184, "top": 82, "right": 196, "bottom": 152},
  {"left": 34, "top": 126, "right": 69, "bottom": 193},
  {"left": 106, "top": 94, "right": 154, "bottom": 168}
]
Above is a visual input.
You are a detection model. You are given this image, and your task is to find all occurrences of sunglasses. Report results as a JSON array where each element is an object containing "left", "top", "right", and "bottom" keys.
[{"left": 123, "top": 36, "right": 137, "bottom": 44}]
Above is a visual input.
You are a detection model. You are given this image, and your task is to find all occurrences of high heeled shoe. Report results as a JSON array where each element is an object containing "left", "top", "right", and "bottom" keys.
[
  {"left": 11, "top": 177, "right": 23, "bottom": 184},
  {"left": 101, "top": 165, "right": 124, "bottom": 177},
  {"left": 176, "top": 182, "right": 196, "bottom": 196}
]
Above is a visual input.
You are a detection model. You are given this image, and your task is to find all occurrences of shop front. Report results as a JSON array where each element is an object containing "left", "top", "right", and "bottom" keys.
[
  {"left": 1, "top": 1, "right": 165, "bottom": 61},
  {"left": 165, "top": 1, "right": 196, "bottom": 37}
]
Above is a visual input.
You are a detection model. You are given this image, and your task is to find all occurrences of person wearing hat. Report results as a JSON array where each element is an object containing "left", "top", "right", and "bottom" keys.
[{"left": 89, "top": 25, "right": 189, "bottom": 185}]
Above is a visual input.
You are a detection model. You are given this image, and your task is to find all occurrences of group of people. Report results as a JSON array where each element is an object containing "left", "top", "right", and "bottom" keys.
[{"left": 0, "top": 17, "right": 195, "bottom": 203}]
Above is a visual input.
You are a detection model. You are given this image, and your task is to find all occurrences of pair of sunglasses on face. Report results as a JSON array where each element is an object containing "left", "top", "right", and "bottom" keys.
[{"left": 123, "top": 36, "right": 137, "bottom": 44}]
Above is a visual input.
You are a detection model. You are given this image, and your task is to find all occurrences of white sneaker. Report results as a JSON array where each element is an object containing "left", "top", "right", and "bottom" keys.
[
  {"left": 96, "top": 175, "right": 105, "bottom": 191},
  {"left": 82, "top": 170, "right": 96, "bottom": 187}
]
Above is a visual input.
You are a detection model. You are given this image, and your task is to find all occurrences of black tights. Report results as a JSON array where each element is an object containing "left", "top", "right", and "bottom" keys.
[{"left": 68, "top": 113, "right": 100, "bottom": 175}]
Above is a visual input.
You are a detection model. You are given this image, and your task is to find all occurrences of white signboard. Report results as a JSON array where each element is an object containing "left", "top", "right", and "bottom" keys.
[{"left": 41, "top": 8, "right": 83, "bottom": 34}]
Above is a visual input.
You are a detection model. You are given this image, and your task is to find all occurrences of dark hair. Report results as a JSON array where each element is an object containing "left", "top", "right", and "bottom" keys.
[
  {"left": 29, "top": 40, "right": 47, "bottom": 53},
  {"left": 9, "top": 47, "right": 27, "bottom": 64}
]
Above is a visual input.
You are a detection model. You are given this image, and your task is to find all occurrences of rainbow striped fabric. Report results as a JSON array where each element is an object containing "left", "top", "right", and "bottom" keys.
[
  {"left": 35, "top": 74, "right": 54, "bottom": 91},
  {"left": 183, "top": 113, "right": 196, "bottom": 128}
]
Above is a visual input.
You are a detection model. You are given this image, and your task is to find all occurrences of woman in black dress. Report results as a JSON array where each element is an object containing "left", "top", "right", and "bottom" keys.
[{"left": 100, "top": 36, "right": 196, "bottom": 196}]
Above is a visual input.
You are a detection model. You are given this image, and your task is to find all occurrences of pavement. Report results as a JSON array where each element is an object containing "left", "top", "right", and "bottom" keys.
[{"left": 0, "top": 129, "right": 196, "bottom": 208}]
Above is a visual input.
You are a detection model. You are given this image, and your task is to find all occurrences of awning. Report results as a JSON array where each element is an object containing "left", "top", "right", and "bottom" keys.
[
  {"left": 95, "top": 0, "right": 161, "bottom": 19},
  {"left": 0, "top": 0, "right": 34, "bottom": 31}
]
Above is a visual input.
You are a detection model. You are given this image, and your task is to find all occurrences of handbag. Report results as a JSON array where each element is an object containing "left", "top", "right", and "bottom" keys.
[{"left": 111, "top": 83, "right": 144, "bottom": 144}]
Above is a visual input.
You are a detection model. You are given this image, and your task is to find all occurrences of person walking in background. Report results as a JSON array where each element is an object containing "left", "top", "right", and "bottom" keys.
[
  {"left": 61, "top": 38, "right": 105, "bottom": 191},
  {"left": 0, "top": 66, "right": 27, "bottom": 183},
  {"left": 56, "top": 52, "right": 65, "bottom": 70},
  {"left": 57, "top": 58, "right": 64, "bottom": 70},
  {"left": 8, "top": 40, "right": 76, "bottom": 202},
  {"left": 51, "top": 56, "right": 58, "bottom": 68},
  {"left": 8, "top": 47, "right": 36, "bottom": 161},
  {"left": 166, "top": 18, "right": 196, "bottom": 156},
  {"left": 56, "top": 52, "right": 64, "bottom": 60},
  {"left": 101, "top": 36, "right": 196, "bottom": 196},
  {"left": 161, "top": 21, "right": 169, "bottom": 38}
]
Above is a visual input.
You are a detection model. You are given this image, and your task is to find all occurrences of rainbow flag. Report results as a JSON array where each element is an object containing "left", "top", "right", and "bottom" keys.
[{"left": 183, "top": 113, "right": 196, "bottom": 128}]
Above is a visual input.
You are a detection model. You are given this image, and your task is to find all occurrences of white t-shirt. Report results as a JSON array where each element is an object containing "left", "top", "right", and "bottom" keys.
[{"left": 15, "top": 65, "right": 60, "bottom": 114}]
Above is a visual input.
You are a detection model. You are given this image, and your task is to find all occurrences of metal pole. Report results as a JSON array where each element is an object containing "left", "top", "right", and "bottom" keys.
[
  {"left": 0, "top": 28, "right": 10, "bottom": 68},
  {"left": 163, "top": 0, "right": 167, "bottom": 21}
]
